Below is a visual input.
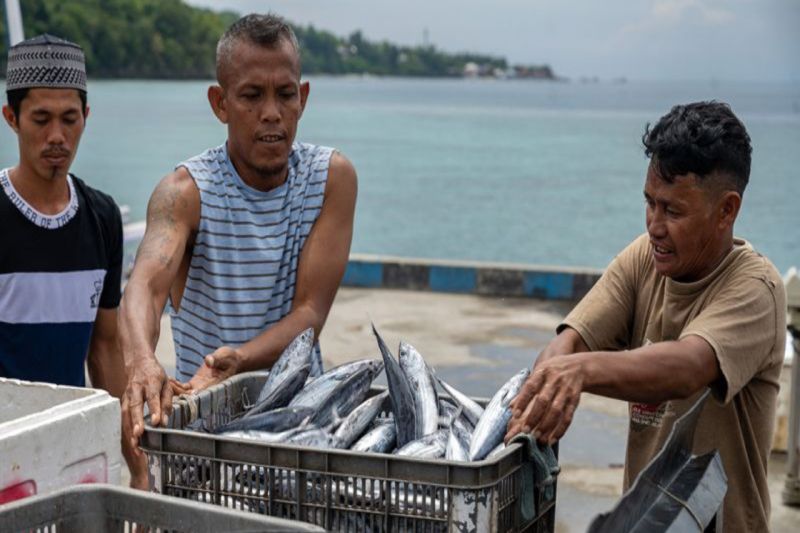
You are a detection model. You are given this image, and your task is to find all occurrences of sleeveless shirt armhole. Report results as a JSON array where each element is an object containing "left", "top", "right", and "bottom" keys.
[
  {"left": 306, "top": 145, "right": 335, "bottom": 199},
  {"left": 176, "top": 157, "right": 217, "bottom": 227}
]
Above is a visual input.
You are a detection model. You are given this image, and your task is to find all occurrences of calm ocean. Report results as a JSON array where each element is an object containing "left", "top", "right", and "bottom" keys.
[{"left": 1, "top": 77, "right": 798, "bottom": 272}]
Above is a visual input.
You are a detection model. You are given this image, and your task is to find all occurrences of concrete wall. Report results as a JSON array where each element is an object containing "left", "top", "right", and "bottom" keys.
[{"left": 343, "top": 254, "right": 603, "bottom": 301}]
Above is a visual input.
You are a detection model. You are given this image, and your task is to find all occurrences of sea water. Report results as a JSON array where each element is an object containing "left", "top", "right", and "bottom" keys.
[{"left": 1, "top": 77, "right": 797, "bottom": 271}]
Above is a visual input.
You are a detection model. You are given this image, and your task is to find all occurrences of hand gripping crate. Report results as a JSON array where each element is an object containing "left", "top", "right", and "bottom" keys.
[
  {"left": 0, "top": 377, "right": 122, "bottom": 505},
  {"left": 141, "top": 371, "right": 558, "bottom": 532},
  {"left": 0, "top": 483, "right": 325, "bottom": 532}
]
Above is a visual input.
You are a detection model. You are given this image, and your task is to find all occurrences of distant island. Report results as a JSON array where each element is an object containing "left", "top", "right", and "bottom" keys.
[{"left": 0, "top": 0, "right": 556, "bottom": 80}]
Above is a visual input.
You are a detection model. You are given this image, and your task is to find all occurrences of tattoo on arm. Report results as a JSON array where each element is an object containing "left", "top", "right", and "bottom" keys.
[{"left": 135, "top": 179, "right": 188, "bottom": 267}]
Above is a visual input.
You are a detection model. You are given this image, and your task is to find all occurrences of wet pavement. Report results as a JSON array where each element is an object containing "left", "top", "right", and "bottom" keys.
[{"left": 150, "top": 286, "right": 800, "bottom": 531}]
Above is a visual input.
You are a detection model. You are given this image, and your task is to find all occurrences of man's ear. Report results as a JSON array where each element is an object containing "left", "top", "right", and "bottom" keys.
[
  {"left": 207, "top": 85, "right": 228, "bottom": 124},
  {"left": 299, "top": 81, "right": 310, "bottom": 118},
  {"left": 2, "top": 105, "right": 19, "bottom": 133},
  {"left": 718, "top": 190, "right": 741, "bottom": 230}
]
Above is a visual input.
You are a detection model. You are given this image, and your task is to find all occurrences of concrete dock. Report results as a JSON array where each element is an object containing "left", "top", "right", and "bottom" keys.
[{"left": 152, "top": 286, "right": 800, "bottom": 532}]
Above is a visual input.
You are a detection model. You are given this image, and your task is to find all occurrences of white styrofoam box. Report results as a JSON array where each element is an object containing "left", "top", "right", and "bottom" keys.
[{"left": 0, "top": 377, "right": 122, "bottom": 505}]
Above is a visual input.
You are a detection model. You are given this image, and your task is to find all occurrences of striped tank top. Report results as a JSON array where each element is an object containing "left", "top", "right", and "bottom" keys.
[{"left": 171, "top": 142, "right": 332, "bottom": 381}]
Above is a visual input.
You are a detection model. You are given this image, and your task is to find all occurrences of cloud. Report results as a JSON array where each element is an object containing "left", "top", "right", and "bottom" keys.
[{"left": 622, "top": 0, "right": 735, "bottom": 36}]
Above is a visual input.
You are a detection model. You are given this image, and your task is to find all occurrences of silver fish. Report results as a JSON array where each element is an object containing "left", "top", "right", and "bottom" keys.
[
  {"left": 395, "top": 429, "right": 448, "bottom": 458},
  {"left": 220, "top": 427, "right": 305, "bottom": 442},
  {"left": 286, "top": 427, "right": 341, "bottom": 449},
  {"left": 437, "top": 400, "right": 463, "bottom": 426},
  {"left": 486, "top": 442, "right": 506, "bottom": 460},
  {"left": 446, "top": 430, "right": 469, "bottom": 462},
  {"left": 255, "top": 328, "right": 314, "bottom": 404},
  {"left": 342, "top": 480, "right": 448, "bottom": 515},
  {"left": 289, "top": 359, "right": 383, "bottom": 409},
  {"left": 351, "top": 419, "right": 396, "bottom": 453},
  {"left": 389, "top": 482, "right": 447, "bottom": 514},
  {"left": 437, "top": 377, "right": 484, "bottom": 427},
  {"left": 334, "top": 391, "right": 390, "bottom": 448},
  {"left": 398, "top": 341, "right": 439, "bottom": 438},
  {"left": 310, "top": 364, "right": 377, "bottom": 427},
  {"left": 372, "top": 324, "right": 416, "bottom": 447},
  {"left": 469, "top": 368, "right": 530, "bottom": 461},
  {"left": 243, "top": 364, "right": 310, "bottom": 417},
  {"left": 446, "top": 413, "right": 472, "bottom": 462},
  {"left": 212, "top": 406, "right": 315, "bottom": 434},
  {"left": 439, "top": 398, "right": 459, "bottom": 419},
  {"left": 452, "top": 416, "right": 474, "bottom": 442},
  {"left": 226, "top": 467, "right": 448, "bottom": 520}
]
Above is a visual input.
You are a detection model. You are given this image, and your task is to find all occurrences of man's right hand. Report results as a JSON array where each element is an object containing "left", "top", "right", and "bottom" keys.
[
  {"left": 505, "top": 327, "right": 590, "bottom": 443},
  {"left": 123, "top": 356, "right": 173, "bottom": 453}
]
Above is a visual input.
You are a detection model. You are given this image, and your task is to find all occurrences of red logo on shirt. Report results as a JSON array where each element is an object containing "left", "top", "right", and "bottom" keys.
[{"left": 631, "top": 402, "right": 669, "bottom": 429}]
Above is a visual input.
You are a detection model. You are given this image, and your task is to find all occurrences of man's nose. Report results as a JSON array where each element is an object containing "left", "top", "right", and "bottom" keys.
[
  {"left": 260, "top": 96, "right": 280, "bottom": 123},
  {"left": 45, "top": 123, "right": 66, "bottom": 145},
  {"left": 647, "top": 208, "right": 667, "bottom": 238}
]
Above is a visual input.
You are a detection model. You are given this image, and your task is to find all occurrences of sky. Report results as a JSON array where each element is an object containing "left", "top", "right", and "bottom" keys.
[{"left": 186, "top": 0, "right": 799, "bottom": 82}]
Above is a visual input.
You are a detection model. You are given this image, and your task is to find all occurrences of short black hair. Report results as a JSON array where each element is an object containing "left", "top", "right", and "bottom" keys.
[
  {"left": 216, "top": 13, "right": 300, "bottom": 83},
  {"left": 642, "top": 101, "right": 752, "bottom": 195},
  {"left": 6, "top": 88, "right": 88, "bottom": 119}
]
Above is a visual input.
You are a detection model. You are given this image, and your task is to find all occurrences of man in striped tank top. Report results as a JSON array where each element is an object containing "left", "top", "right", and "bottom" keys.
[{"left": 119, "top": 14, "right": 357, "bottom": 487}]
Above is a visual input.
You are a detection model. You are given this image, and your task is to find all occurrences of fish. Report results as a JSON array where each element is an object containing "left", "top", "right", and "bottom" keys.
[
  {"left": 289, "top": 359, "right": 383, "bottom": 409},
  {"left": 372, "top": 324, "right": 416, "bottom": 447},
  {"left": 446, "top": 427, "right": 470, "bottom": 462},
  {"left": 242, "top": 364, "right": 310, "bottom": 417},
  {"left": 452, "top": 416, "right": 474, "bottom": 445},
  {"left": 220, "top": 427, "right": 305, "bottom": 443},
  {"left": 212, "top": 406, "right": 315, "bottom": 434},
  {"left": 436, "top": 377, "right": 485, "bottom": 427},
  {"left": 398, "top": 341, "right": 439, "bottom": 438},
  {"left": 286, "top": 427, "right": 341, "bottom": 449},
  {"left": 351, "top": 419, "right": 397, "bottom": 453},
  {"left": 334, "top": 391, "right": 390, "bottom": 449},
  {"left": 389, "top": 482, "right": 448, "bottom": 515},
  {"left": 486, "top": 442, "right": 506, "bottom": 460},
  {"left": 255, "top": 328, "right": 314, "bottom": 404},
  {"left": 223, "top": 416, "right": 339, "bottom": 449},
  {"left": 439, "top": 398, "right": 459, "bottom": 420},
  {"left": 468, "top": 368, "right": 530, "bottom": 461},
  {"left": 310, "top": 364, "right": 378, "bottom": 427},
  {"left": 438, "top": 399, "right": 474, "bottom": 429},
  {"left": 395, "top": 429, "right": 448, "bottom": 459},
  {"left": 446, "top": 410, "right": 472, "bottom": 462}
]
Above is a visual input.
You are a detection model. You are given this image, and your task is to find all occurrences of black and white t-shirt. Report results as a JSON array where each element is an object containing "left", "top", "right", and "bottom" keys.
[{"left": 0, "top": 168, "right": 122, "bottom": 386}]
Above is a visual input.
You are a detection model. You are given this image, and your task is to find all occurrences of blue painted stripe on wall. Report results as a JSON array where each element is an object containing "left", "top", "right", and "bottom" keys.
[
  {"left": 429, "top": 266, "right": 477, "bottom": 293},
  {"left": 341, "top": 258, "right": 601, "bottom": 300},
  {"left": 523, "top": 272, "right": 575, "bottom": 299},
  {"left": 342, "top": 261, "right": 384, "bottom": 287}
]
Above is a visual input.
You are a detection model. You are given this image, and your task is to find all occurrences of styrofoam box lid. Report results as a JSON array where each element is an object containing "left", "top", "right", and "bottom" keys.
[{"left": 0, "top": 377, "right": 114, "bottom": 428}]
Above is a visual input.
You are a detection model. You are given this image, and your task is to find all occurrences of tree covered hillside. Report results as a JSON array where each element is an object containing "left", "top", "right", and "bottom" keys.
[
  {"left": 1, "top": 0, "right": 236, "bottom": 78},
  {"left": 1, "top": 0, "right": 550, "bottom": 79}
]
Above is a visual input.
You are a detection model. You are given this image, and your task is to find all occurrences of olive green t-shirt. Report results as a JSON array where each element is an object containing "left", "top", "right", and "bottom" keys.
[{"left": 562, "top": 233, "right": 786, "bottom": 533}]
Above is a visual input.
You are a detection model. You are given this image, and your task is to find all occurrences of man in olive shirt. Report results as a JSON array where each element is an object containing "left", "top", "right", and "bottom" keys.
[{"left": 507, "top": 101, "right": 785, "bottom": 532}]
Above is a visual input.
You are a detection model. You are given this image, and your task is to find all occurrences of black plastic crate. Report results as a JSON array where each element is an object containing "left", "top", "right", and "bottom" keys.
[{"left": 142, "top": 371, "right": 557, "bottom": 532}]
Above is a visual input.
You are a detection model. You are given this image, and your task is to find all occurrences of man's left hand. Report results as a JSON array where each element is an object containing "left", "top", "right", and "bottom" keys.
[
  {"left": 184, "top": 346, "right": 243, "bottom": 392},
  {"left": 505, "top": 355, "right": 586, "bottom": 445}
]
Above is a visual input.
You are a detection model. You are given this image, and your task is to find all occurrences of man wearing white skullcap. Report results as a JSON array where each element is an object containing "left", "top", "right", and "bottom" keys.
[{"left": 1, "top": 34, "right": 134, "bottom": 480}]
